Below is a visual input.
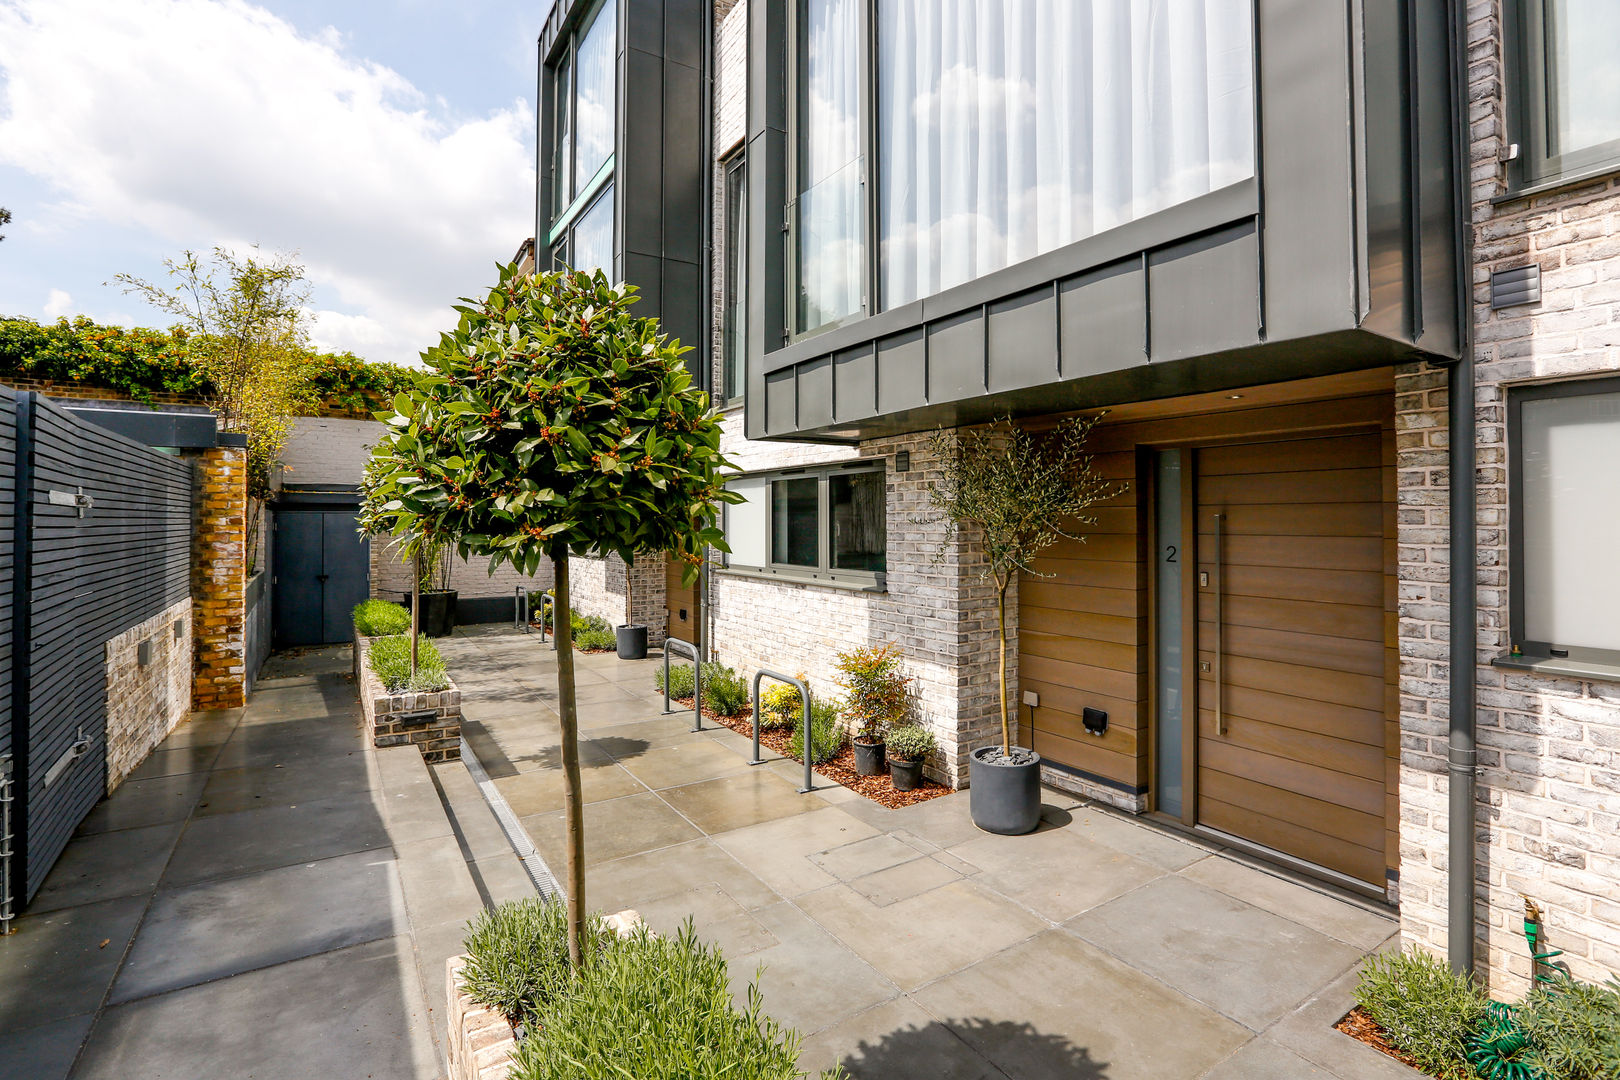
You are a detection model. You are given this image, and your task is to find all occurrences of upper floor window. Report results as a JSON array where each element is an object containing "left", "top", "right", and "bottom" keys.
[
  {"left": 722, "top": 153, "right": 748, "bottom": 403},
  {"left": 789, "top": 0, "right": 1256, "bottom": 335},
  {"left": 548, "top": 0, "right": 617, "bottom": 272},
  {"left": 1511, "top": 0, "right": 1620, "bottom": 188}
]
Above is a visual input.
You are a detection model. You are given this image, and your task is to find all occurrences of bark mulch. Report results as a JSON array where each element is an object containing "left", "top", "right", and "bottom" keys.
[
  {"left": 1333, "top": 1006, "right": 1429, "bottom": 1075},
  {"left": 670, "top": 696, "right": 952, "bottom": 810}
]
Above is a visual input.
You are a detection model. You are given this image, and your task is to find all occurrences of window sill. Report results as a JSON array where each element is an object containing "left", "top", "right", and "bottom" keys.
[
  {"left": 1491, "top": 647, "right": 1620, "bottom": 684},
  {"left": 1491, "top": 163, "right": 1620, "bottom": 205},
  {"left": 714, "top": 565, "right": 886, "bottom": 594}
]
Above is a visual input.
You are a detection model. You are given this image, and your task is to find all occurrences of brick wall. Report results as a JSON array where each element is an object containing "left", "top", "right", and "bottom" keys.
[
  {"left": 561, "top": 553, "right": 667, "bottom": 645},
  {"left": 191, "top": 444, "right": 248, "bottom": 710},
  {"left": 369, "top": 539, "right": 554, "bottom": 607},
  {"left": 105, "top": 598, "right": 193, "bottom": 790},
  {"left": 1396, "top": 0, "right": 1620, "bottom": 997}
]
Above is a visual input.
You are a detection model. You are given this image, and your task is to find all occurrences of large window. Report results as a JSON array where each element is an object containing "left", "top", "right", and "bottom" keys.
[
  {"left": 1512, "top": 0, "right": 1620, "bottom": 187},
  {"left": 789, "top": 0, "right": 1256, "bottom": 330},
  {"left": 724, "top": 464, "right": 887, "bottom": 587},
  {"left": 548, "top": 0, "right": 617, "bottom": 272},
  {"left": 1510, "top": 378, "right": 1620, "bottom": 658},
  {"left": 721, "top": 154, "right": 747, "bottom": 402}
]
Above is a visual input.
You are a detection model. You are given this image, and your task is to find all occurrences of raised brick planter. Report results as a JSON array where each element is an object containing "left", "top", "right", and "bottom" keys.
[
  {"left": 353, "top": 634, "right": 461, "bottom": 763},
  {"left": 443, "top": 910, "right": 644, "bottom": 1080}
]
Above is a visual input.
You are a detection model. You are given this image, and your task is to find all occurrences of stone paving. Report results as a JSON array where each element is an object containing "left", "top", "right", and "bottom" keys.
[
  {"left": 0, "top": 646, "right": 530, "bottom": 1080},
  {"left": 443, "top": 625, "right": 1423, "bottom": 1080}
]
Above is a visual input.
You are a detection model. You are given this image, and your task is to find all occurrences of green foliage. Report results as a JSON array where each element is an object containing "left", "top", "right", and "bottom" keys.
[
  {"left": 357, "top": 266, "right": 739, "bottom": 582},
  {"left": 458, "top": 899, "right": 611, "bottom": 1025},
  {"left": 573, "top": 626, "right": 618, "bottom": 651},
  {"left": 787, "top": 697, "right": 845, "bottom": 765},
  {"left": 884, "top": 723, "right": 936, "bottom": 762},
  {"left": 367, "top": 633, "right": 450, "bottom": 693},
  {"left": 352, "top": 599, "right": 410, "bottom": 637},
  {"left": 702, "top": 663, "right": 749, "bottom": 717},
  {"left": 508, "top": 921, "right": 839, "bottom": 1080},
  {"left": 1520, "top": 976, "right": 1620, "bottom": 1080},
  {"left": 653, "top": 662, "right": 748, "bottom": 716},
  {"left": 0, "top": 206, "right": 10, "bottom": 242},
  {"left": 759, "top": 681, "right": 804, "bottom": 729},
  {"left": 0, "top": 314, "right": 414, "bottom": 415},
  {"left": 834, "top": 643, "right": 909, "bottom": 740},
  {"left": 1354, "top": 949, "right": 1490, "bottom": 1079}
]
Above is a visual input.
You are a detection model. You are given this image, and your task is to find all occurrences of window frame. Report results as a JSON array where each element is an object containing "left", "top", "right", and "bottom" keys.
[
  {"left": 1506, "top": 374, "right": 1620, "bottom": 663},
  {"left": 546, "top": 0, "right": 617, "bottom": 268},
  {"left": 1505, "top": 0, "right": 1620, "bottom": 193},
  {"left": 721, "top": 461, "right": 888, "bottom": 591},
  {"left": 721, "top": 151, "right": 748, "bottom": 405}
]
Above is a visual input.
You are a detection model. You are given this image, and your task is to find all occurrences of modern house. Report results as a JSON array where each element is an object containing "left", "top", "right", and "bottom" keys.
[{"left": 538, "top": 0, "right": 1620, "bottom": 997}]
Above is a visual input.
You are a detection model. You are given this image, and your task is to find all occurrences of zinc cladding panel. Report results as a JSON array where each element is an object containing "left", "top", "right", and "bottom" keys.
[
  {"left": 0, "top": 389, "right": 14, "bottom": 763},
  {"left": 20, "top": 397, "right": 192, "bottom": 901}
]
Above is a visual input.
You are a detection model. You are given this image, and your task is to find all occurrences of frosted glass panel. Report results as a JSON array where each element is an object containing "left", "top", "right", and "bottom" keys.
[
  {"left": 725, "top": 476, "right": 770, "bottom": 567},
  {"left": 877, "top": 0, "right": 1255, "bottom": 308},
  {"left": 1521, "top": 391, "right": 1620, "bottom": 650},
  {"left": 1154, "top": 450, "right": 1184, "bottom": 816}
]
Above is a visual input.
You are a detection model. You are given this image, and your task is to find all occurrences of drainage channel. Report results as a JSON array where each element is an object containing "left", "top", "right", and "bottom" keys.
[{"left": 460, "top": 738, "right": 562, "bottom": 901}]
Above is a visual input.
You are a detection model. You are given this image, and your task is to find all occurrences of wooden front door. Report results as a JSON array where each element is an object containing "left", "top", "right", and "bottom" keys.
[
  {"left": 665, "top": 556, "right": 700, "bottom": 647},
  {"left": 1187, "top": 431, "right": 1392, "bottom": 887}
]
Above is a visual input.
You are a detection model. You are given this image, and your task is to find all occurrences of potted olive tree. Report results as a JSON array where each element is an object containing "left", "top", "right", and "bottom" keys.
[
  {"left": 925, "top": 415, "right": 1122, "bottom": 834},
  {"left": 835, "top": 644, "right": 909, "bottom": 775},
  {"left": 361, "top": 265, "right": 736, "bottom": 965}
]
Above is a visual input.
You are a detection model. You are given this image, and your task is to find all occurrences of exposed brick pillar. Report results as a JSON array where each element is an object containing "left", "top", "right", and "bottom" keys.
[{"left": 191, "top": 441, "right": 248, "bottom": 710}]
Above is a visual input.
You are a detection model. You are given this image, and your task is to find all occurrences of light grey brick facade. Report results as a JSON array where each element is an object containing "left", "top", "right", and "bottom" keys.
[{"left": 1396, "top": 0, "right": 1620, "bottom": 997}]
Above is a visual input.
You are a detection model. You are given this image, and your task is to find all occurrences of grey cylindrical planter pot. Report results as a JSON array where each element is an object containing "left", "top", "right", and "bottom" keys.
[
  {"left": 615, "top": 624, "right": 648, "bottom": 660},
  {"left": 853, "top": 738, "right": 885, "bottom": 776},
  {"left": 969, "top": 746, "right": 1042, "bottom": 834},
  {"left": 888, "top": 755, "right": 924, "bottom": 791}
]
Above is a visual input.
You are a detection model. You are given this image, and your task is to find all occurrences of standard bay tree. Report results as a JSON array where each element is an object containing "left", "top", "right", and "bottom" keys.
[{"left": 360, "top": 265, "right": 735, "bottom": 963}]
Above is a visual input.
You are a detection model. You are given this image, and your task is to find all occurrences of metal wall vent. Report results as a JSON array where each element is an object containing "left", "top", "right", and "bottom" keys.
[{"left": 1490, "top": 264, "right": 1541, "bottom": 310}]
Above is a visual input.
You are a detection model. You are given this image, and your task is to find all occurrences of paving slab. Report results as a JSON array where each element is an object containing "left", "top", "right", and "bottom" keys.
[
  {"left": 193, "top": 750, "right": 374, "bottom": 816},
  {"left": 521, "top": 790, "right": 703, "bottom": 867},
  {"left": 492, "top": 758, "right": 645, "bottom": 815},
  {"left": 847, "top": 855, "right": 964, "bottom": 906},
  {"left": 658, "top": 768, "right": 832, "bottom": 834},
  {"left": 1197, "top": 1036, "right": 1346, "bottom": 1079},
  {"left": 798, "top": 996, "right": 1000, "bottom": 1080},
  {"left": 73, "top": 772, "right": 207, "bottom": 837},
  {"left": 947, "top": 822, "right": 1167, "bottom": 922},
  {"left": 797, "top": 879, "right": 1048, "bottom": 991},
  {"left": 28, "top": 820, "right": 184, "bottom": 914},
  {"left": 73, "top": 937, "right": 440, "bottom": 1080},
  {"left": 1178, "top": 854, "right": 1396, "bottom": 950},
  {"left": 161, "top": 788, "right": 391, "bottom": 887},
  {"left": 616, "top": 740, "right": 754, "bottom": 790},
  {"left": 583, "top": 836, "right": 781, "bottom": 913},
  {"left": 1066, "top": 874, "right": 1366, "bottom": 1031},
  {"left": 912, "top": 931, "right": 1250, "bottom": 1080},
  {"left": 729, "top": 901, "right": 898, "bottom": 1036},
  {"left": 712, "top": 804, "right": 881, "bottom": 898},
  {"left": 0, "top": 895, "right": 145, "bottom": 1032},
  {"left": 110, "top": 849, "right": 406, "bottom": 1004},
  {"left": 0, "top": 1011, "right": 96, "bottom": 1080}
]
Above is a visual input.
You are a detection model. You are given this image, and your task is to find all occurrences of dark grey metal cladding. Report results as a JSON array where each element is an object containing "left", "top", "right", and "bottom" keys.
[
  {"left": 60, "top": 404, "right": 218, "bottom": 449},
  {"left": 540, "top": 0, "right": 706, "bottom": 376},
  {"left": 0, "top": 388, "right": 16, "bottom": 766},
  {"left": 744, "top": 0, "right": 1461, "bottom": 442},
  {"left": 14, "top": 394, "right": 193, "bottom": 903}
]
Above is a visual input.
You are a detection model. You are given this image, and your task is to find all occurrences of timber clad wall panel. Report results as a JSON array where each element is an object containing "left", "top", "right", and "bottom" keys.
[
  {"left": 1019, "top": 389, "right": 1400, "bottom": 888},
  {"left": 12, "top": 395, "right": 192, "bottom": 902}
]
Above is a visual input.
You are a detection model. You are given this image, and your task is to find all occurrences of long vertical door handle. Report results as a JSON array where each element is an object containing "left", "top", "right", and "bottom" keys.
[{"left": 1213, "top": 511, "right": 1225, "bottom": 737}]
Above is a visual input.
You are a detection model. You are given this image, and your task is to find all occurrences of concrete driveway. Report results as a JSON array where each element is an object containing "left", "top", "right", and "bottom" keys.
[{"left": 443, "top": 626, "right": 1422, "bottom": 1080}]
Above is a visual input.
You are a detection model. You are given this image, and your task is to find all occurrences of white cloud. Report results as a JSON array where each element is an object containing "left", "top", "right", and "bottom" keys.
[
  {"left": 42, "top": 288, "right": 73, "bottom": 320},
  {"left": 0, "top": 0, "right": 534, "bottom": 366}
]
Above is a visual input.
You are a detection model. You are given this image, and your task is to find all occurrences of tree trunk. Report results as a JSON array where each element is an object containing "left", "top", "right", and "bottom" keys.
[
  {"left": 997, "top": 576, "right": 1011, "bottom": 755},
  {"left": 552, "top": 550, "right": 587, "bottom": 967},
  {"left": 410, "top": 549, "right": 421, "bottom": 677}
]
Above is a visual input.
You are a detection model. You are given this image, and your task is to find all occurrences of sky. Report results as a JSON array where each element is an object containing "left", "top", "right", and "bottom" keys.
[{"left": 0, "top": 0, "right": 557, "bottom": 367}]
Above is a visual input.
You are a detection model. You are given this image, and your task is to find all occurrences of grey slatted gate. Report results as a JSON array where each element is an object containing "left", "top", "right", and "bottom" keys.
[
  {"left": 7, "top": 393, "right": 193, "bottom": 906},
  {"left": 0, "top": 389, "right": 16, "bottom": 928}
]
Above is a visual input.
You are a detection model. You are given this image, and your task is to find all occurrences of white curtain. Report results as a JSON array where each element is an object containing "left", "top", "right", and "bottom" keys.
[
  {"left": 879, "top": 0, "right": 1254, "bottom": 308},
  {"left": 797, "top": 0, "right": 864, "bottom": 332}
]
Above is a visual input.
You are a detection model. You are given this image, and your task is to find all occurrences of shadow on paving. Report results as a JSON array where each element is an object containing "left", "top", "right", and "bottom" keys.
[{"left": 834, "top": 1017, "right": 1109, "bottom": 1079}]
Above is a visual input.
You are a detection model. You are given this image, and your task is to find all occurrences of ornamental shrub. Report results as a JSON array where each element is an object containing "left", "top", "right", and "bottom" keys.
[
  {"left": 884, "top": 723, "right": 936, "bottom": 762},
  {"left": 834, "top": 644, "right": 909, "bottom": 741},
  {"left": 759, "top": 681, "right": 803, "bottom": 729},
  {"left": 368, "top": 633, "right": 450, "bottom": 693},
  {"left": 459, "top": 898, "right": 612, "bottom": 1026},
  {"left": 507, "top": 921, "right": 840, "bottom": 1080},
  {"left": 1353, "top": 949, "right": 1489, "bottom": 1079},
  {"left": 1520, "top": 976, "right": 1620, "bottom": 1080},
  {"left": 787, "top": 697, "right": 845, "bottom": 766},
  {"left": 702, "top": 663, "right": 748, "bottom": 716},
  {"left": 573, "top": 626, "right": 617, "bottom": 651},
  {"left": 352, "top": 598, "right": 410, "bottom": 637},
  {"left": 656, "top": 662, "right": 696, "bottom": 699}
]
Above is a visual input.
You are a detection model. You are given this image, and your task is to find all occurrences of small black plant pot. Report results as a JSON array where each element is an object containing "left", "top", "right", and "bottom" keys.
[
  {"left": 413, "top": 590, "right": 458, "bottom": 637},
  {"left": 888, "top": 756, "right": 924, "bottom": 791},
  {"left": 615, "top": 624, "right": 648, "bottom": 660},
  {"left": 969, "top": 745, "right": 1042, "bottom": 834},
  {"left": 853, "top": 738, "right": 886, "bottom": 776}
]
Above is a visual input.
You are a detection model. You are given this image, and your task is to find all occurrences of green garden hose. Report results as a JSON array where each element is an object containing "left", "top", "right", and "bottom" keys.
[
  {"left": 1466, "top": 1001, "right": 1546, "bottom": 1080},
  {"left": 1523, "top": 897, "right": 1567, "bottom": 989}
]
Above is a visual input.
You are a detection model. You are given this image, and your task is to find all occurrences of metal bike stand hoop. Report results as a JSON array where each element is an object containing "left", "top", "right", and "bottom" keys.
[
  {"left": 662, "top": 636, "right": 702, "bottom": 732},
  {"left": 750, "top": 669, "right": 814, "bottom": 793}
]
